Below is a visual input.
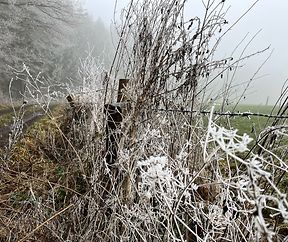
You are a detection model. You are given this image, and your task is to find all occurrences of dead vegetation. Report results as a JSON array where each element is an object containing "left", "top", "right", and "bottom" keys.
[{"left": 0, "top": 0, "right": 287, "bottom": 241}]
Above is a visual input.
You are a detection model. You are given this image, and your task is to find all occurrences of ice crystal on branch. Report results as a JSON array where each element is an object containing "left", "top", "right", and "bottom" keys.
[
  {"left": 208, "top": 122, "right": 253, "bottom": 153},
  {"left": 204, "top": 107, "right": 288, "bottom": 241}
]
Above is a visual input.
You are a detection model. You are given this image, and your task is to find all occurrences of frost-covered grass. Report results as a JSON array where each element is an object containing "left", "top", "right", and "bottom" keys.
[
  {"left": 3, "top": 81, "right": 287, "bottom": 241},
  {"left": 1, "top": 0, "right": 288, "bottom": 241}
]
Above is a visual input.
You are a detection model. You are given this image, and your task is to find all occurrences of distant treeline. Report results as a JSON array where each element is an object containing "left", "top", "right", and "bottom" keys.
[{"left": 0, "top": 0, "right": 113, "bottom": 99}]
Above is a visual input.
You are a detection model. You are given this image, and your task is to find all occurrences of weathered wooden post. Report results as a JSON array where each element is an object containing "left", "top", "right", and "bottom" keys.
[
  {"left": 104, "top": 104, "right": 122, "bottom": 165},
  {"left": 104, "top": 79, "right": 129, "bottom": 165}
]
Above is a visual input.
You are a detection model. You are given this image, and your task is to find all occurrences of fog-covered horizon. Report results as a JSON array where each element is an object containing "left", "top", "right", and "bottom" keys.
[{"left": 84, "top": 0, "right": 288, "bottom": 106}]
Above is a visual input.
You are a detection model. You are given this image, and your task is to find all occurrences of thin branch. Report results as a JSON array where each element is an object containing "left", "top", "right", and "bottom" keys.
[{"left": 18, "top": 204, "right": 74, "bottom": 242}]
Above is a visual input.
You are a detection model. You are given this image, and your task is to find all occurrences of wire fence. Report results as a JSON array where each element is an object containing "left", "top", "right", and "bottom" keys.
[{"left": 152, "top": 108, "right": 288, "bottom": 119}]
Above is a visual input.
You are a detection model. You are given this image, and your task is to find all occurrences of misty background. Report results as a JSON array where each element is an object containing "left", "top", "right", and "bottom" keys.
[
  {"left": 0, "top": 0, "right": 286, "bottom": 106},
  {"left": 84, "top": 0, "right": 288, "bottom": 105}
]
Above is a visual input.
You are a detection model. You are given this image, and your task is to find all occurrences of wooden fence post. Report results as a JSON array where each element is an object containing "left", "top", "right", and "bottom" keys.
[
  {"left": 104, "top": 79, "right": 129, "bottom": 165},
  {"left": 104, "top": 104, "right": 123, "bottom": 165}
]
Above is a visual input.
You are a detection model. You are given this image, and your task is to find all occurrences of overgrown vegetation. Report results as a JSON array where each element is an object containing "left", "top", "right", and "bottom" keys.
[{"left": 0, "top": 0, "right": 287, "bottom": 241}]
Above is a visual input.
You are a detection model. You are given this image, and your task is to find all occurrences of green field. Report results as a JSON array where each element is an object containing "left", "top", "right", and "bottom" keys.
[{"left": 214, "top": 104, "right": 280, "bottom": 139}]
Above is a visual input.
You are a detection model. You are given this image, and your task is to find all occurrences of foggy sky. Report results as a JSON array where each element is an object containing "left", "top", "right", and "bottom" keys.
[{"left": 83, "top": 0, "right": 288, "bottom": 105}]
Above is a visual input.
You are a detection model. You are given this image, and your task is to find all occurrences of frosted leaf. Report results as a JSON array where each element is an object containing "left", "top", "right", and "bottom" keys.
[
  {"left": 208, "top": 122, "right": 253, "bottom": 153},
  {"left": 145, "top": 191, "right": 152, "bottom": 199},
  {"left": 176, "top": 151, "right": 188, "bottom": 160},
  {"left": 242, "top": 133, "right": 253, "bottom": 145},
  {"left": 191, "top": 183, "right": 199, "bottom": 191}
]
